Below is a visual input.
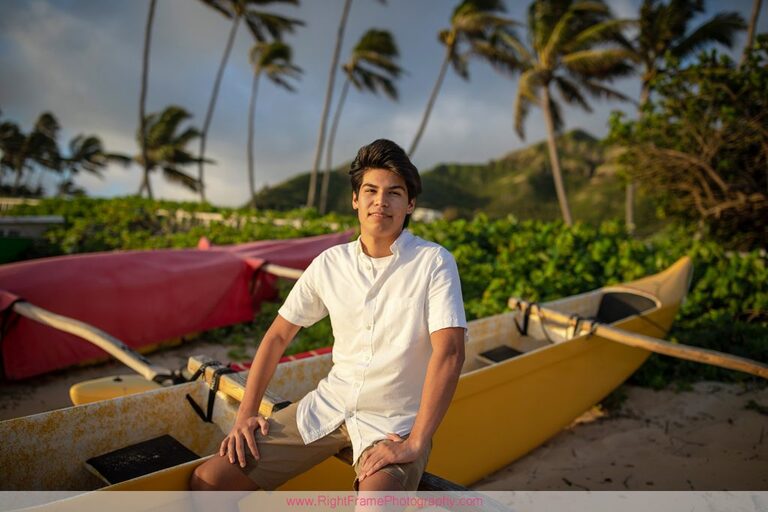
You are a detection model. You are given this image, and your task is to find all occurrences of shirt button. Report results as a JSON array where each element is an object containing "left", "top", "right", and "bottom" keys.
[{"left": 365, "top": 324, "right": 372, "bottom": 330}]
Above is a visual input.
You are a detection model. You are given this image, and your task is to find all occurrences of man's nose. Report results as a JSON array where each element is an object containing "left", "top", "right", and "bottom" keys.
[{"left": 374, "top": 191, "right": 388, "bottom": 206}]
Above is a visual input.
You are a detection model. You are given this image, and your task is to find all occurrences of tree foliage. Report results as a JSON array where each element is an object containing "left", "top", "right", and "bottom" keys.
[
  {"left": 137, "top": 106, "right": 208, "bottom": 199},
  {"left": 608, "top": 37, "right": 768, "bottom": 249}
]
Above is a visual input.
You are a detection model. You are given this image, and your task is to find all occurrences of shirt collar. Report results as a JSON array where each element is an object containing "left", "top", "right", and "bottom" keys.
[{"left": 355, "top": 229, "right": 413, "bottom": 259}]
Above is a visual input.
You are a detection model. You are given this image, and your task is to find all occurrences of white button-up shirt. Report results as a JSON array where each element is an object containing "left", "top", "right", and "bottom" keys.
[{"left": 278, "top": 229, "right": 467, "bottom": 464}]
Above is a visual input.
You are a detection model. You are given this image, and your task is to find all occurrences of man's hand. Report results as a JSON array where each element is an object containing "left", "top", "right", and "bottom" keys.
[
  {"left": 357, "top": 433, "right": 425, "bottom": 483},
  {"left": 219, "top": 415, "right": 270, "bottom": 468}
]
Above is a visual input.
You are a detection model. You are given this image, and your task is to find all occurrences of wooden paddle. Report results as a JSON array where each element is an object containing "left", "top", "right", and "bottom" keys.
[{"left": 508, "top": 297, "right": 768, "bottom": 380}]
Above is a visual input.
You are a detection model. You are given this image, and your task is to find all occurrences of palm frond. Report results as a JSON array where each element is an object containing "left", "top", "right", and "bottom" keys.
[
  {"left": 355, "top": 51, "right": 402, "bottom": 77},
  {"left": 450, "top": 51, "right": 470, "bottom": 80},
  {"left": 499, "top": 30, "right": 534, "bottom": 64},
  {"left": 198, "top": 0, "right": 234, "bottom": 19},
  {"left": 252, "top": 40, "right": 302, "bottom": 90},
  {"left": 354, "top": 29, "right": 399, "bottom": 59},
  {"left": 33, "top": 112, "right": 60, "bottom": 139},
  {"left": 671, "top": 11, "right": 746, "bottom": 58},
  {"left": 578, "top": 79, "right": 633, "bottom": 103},
  {"left": 469, "top": 35, "right": 522, "bottom": 75},
  {"left": 162, "top": 166, "right": 201, "bottom": 192},
  {"left": 565, "top": 18, "right": 637, "bottom": 53},
  {"left": 146, "top": 106, "right": 192, "bottom": 148},
  {"left": 173, "top": 127, "right": 201, "bottom": 147},
  {"left": 541, "top": 1, "right": 611, "bottom": 66},
  {"left": 562, "top": 47, "right": 635, "bottom": 79},
  {"left": 244, "top": 10, "right": 303, "bottom": 42},
  {"left": 351, "top": 66, "right": 399, "bottom": 99},
  {"left": 514, "top": 68, "right": 543, "bottom": 139},
  {"left": 554, "top": 76, "right": 592, "bottom": 112}
]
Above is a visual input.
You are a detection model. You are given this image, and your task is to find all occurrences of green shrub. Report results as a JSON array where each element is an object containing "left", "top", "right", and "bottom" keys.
[{"left": 7, "top": 198, "right": 766, "bottom": 387}]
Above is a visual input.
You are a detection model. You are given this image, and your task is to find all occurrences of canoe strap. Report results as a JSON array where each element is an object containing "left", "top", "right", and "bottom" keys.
[
  {"left": 513, "top": 301, "right": 533, "bottom": 335},
  {"left": 186, "top": 360, "right": 221, "bottom": 383},
  {"left": 185, "top": 362, "right": 237, "bottom": 423},
  {"left": 567, "top": 314, "right": 582, "bottom": 339}
]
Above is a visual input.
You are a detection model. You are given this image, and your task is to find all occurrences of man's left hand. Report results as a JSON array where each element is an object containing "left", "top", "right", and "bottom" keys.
[{"left": 357, "top": 433, "right": 424, "bottom": 483}]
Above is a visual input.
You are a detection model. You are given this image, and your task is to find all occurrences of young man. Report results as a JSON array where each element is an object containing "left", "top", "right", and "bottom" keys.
[{"left": 190, "top": 139, "right": 466, "bottom": 492}]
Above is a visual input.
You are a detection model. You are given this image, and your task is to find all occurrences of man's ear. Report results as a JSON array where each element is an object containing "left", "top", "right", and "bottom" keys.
[
  {"left": 406, "top": 199, "right": 415, "bottom": 214},
  {"left": 352, "top": 191, "right": 358, "bottom": 210}
]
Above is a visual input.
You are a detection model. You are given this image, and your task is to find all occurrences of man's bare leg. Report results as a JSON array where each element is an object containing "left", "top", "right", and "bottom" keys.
[
  {"left": 189, "top": 455, "right": 260, "bottom": 491},
  {"left": 356, "top": 471, "right": 406, "bottom": 512}
]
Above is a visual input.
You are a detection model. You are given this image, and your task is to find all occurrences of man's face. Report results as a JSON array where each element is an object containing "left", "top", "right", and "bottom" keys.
[{"left": 352, "top": 168, "right": 415, "bottom": 239}]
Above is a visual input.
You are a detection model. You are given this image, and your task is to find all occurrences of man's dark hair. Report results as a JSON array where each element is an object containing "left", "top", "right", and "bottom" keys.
[{"left": 349, "top": 139, "right": 422, "bottom": 228}]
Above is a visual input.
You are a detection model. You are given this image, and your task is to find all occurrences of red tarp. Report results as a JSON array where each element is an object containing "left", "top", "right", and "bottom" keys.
[{"left": 0, "top": 231, "right": 352, "bottom": 380}]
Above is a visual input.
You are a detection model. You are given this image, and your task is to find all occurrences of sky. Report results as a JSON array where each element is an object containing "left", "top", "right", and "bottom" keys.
[{"left": 0, "top": 0, "right": 765, "bottom": 207}]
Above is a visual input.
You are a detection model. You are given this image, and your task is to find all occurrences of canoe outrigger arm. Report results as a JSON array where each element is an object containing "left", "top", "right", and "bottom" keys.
[
  {"left": 262, "top": 263, "right": 303, "bottom": 280},
  {"left": 7, "top": 264, "right": 305, "bottom": 385},
  {"left": 11, "top": 300, "right": 176, "bottom": 384},
  {"left": 509, "top": 298, "right": 768, "bottom": 380}
]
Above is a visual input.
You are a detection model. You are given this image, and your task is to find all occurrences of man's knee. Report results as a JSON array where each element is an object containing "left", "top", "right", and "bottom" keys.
[
  {"left": 189, "top": 462, "right": 216, "bottom": 490},
  {"left": 189, "top": 457, "right": 260, "bottom": 491}
]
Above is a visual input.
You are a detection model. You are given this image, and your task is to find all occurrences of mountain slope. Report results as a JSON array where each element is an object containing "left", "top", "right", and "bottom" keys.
[{"left": 253, "top": 130, "right": 657, "bottom": 226}]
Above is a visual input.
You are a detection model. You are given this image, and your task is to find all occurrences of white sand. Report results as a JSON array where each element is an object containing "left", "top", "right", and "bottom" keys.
[{"left": 472, "top": 382, "right": 768, "bottom": 491}]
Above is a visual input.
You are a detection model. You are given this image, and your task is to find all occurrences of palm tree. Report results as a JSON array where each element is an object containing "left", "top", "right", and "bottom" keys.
[
  {"left": 139, "top": 0, "right": 158, "bottom": 196},
  {"left": 319, "top": 29, "right": 402, "bottom": 214},
  {"left": 247, "top": 41, "right": 302, "bottom": 208},
  {"left": 137, "top": 106, "right": 208, "bottom": 199},
  {"left": 621, "top": 0, "right": 745, "bottom": 232},
  {"left": 408, "top": 0, "right": 515, "bottom": 157},
  {"left": 502, "top": 0, "right": 633, "bottom": 226},
  {"left": 741, "top": 0, "right": 763, "bottom": 67},
  {"left": 0, "top": 111, "right": 61, "bottom": 195},
  {"left": 59, "top": 135, "right": 130, "bottom": 196},
  {"left": 197, "top": 0, "right": 302, "bottom": 204},
  {"left": 306, "top": 0, "right": 354, "bottom": 209}
]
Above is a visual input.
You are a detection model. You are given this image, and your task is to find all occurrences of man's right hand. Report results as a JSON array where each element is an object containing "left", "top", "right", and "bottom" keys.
[{"left": 220, "top": 415, "right": 269, "bottom": 468}]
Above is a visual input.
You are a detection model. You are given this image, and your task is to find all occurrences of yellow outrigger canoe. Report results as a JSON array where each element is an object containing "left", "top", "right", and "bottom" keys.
[{"left": 0, "top": 257, "right": 697, "bottom": 491}]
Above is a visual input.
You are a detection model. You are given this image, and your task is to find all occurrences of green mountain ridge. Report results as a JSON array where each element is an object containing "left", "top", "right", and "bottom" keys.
[{"left": 253, "top": 129, "right": 657, "bottom": 226}]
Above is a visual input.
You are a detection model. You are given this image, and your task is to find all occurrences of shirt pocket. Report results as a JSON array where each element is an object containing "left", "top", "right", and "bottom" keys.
[{"left": 380, "top": 296, "right": 423, "bottom": 347}]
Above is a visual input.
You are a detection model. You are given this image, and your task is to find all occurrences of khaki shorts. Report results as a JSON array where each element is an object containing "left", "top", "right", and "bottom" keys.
[{"left": 240, "top": 402, "right": 431, "bottom": 491}]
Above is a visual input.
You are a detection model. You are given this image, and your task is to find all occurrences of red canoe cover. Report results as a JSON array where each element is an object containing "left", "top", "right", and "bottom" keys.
[{"left": 0, "top": 231, "right": 352, "bottom": 380}]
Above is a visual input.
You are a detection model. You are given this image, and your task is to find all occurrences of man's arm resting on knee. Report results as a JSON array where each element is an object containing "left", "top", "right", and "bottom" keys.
[
  {"left": 357, "top": 327, "right": 465, "bottom": 481},
  {"left": 221, "top": 314, "right": 301, "bottom": 466}
]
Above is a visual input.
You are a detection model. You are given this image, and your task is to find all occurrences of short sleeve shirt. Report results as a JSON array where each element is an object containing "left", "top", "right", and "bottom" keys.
[{"left": 278, "top": 229, "right": 467, "bottom": 465}]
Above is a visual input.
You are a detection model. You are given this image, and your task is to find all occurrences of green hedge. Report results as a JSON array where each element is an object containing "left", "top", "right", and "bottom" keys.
[
  {"left": 11, "top": 196, "right": 356, "bottom": 255},
  {"left": 8, "top": 198, "right": 767, "bottom": 387}
]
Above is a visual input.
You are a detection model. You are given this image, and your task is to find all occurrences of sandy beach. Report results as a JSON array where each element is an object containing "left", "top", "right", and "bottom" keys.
[
  {"left": 1, "top": 342, "right": 766, "bottom": 491},
  {"left": 473, "top": 381, "right": 768, "bottom": 491}
]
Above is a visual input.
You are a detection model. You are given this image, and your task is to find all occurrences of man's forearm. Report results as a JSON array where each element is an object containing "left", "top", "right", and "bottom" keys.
[
  {"left": 407, "top": 331, "right": 465, "bottom": 450},
  {"left": 236, "top": 317, "right": 298, "bottom": 420}
]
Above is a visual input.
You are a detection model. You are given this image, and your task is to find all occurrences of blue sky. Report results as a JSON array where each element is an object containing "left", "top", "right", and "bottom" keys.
[{"left": 0, "top": 0, "right": 764, "bottom": 206}]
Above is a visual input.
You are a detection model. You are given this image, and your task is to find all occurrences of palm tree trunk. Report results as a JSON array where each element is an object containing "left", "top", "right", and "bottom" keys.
[
  {"left": 624, "top": 83, "right": 652, "bottom": 236},
  {"left": 319, "top": 78, "right": 351, "bottom": 215},
  {"left": 307, "top": 0, "right": 353, "bottom": 209},
  {"left": 540, "top": 86, "right": 573, "bottom": 226},
  {"left": 139, "top": 0, "right": 156, "bottom": 200},
  {"left": 409, "top": 45, "right": 452, "bottom": 157},
  {"left": 198, "top": 15, "right": 241, "bottom": 203},
  {"left": 740, "top": 0, "right": 762, "bottom": 68},
  {"left": 138, "top": 168, "right": 154, "bottom": 200},
  {"left": 12, "top": 167, "right": 22, "bottom": 195},
  {"left": 247, "top": 71, "right": 261, "bottom": 210}
]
